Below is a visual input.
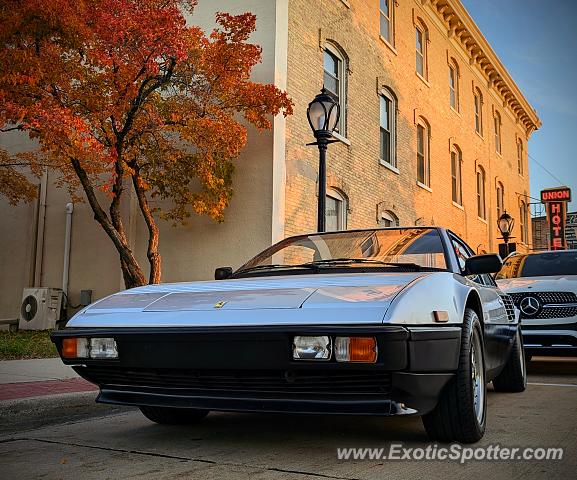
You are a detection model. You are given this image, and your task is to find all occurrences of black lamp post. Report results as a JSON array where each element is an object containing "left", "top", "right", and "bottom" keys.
[
  {"left": 497, "top": 211, "right": 516, "bottom": 257},
  {"left": 306, "top": 88, "right": 340, "bottom": 232}
]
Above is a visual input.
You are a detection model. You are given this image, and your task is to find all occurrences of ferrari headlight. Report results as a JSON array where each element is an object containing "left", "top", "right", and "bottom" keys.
[
  {"left": 89, "top": 338, "right": 118, "bottom": 359},
  {"left": 293, "top": 336, "right": 331, "bottom": 360}
]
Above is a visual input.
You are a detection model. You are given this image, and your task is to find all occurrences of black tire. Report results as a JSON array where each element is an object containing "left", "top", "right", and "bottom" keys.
[
  {"left": 422, "top": 308, "right": 486, "bottom": 443},
  {"left": 492, "top": 328, "right": 527, "bottom": 393},
  {"left": 139, "top": 406, "right": 209, "bottom": 425}
]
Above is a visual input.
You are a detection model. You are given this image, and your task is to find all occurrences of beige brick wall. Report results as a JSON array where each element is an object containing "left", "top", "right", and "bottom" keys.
[{"left": 284, "top": 0, "right": 537, "bottom": 253}]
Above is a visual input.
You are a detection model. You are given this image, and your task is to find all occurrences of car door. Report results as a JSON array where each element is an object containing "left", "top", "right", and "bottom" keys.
[{"left": 449, "top": 234, "right": 510, "bottom": 378}]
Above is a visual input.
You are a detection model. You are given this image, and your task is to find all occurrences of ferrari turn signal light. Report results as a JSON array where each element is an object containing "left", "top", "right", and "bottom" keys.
[
  {"left": 335, "top": 336, "right": 377, "bottom": 363},
  {"left": 62, "top": 337, "right": 89, "bottom": 359}
]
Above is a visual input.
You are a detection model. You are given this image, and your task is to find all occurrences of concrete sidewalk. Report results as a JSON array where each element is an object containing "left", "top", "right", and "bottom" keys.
[
  {"left": 0, "top": 358, "right": 96, "bottom": 401},
  {"left": 0, "top": 358, "right": 106, "bottom": 435},
  {"left": 0, "top": 358, "right": 79, "bottom": 384}
]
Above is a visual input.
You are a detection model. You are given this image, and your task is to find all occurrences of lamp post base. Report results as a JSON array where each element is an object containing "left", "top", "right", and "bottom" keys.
[{"left": 498, "top": 242, "right": 517, "bottom": 258}]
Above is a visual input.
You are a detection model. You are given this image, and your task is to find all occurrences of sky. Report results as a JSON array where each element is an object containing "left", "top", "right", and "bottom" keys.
[{"left": 461, "top": 0, "right": 577, "bottom": 213}]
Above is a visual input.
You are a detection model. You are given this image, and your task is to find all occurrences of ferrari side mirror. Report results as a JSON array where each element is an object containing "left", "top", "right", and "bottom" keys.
[
  {"left": 463, "top": 254, "right": 502, "bottom": 276},
  {"left": 214, "top": 267, "right": 233, "bottom": 280}
]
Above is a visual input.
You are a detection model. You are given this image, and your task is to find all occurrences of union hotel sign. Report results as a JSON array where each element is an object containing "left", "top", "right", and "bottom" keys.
[{"left": 541, "top": 187, "right": 572, "bottom": 250}]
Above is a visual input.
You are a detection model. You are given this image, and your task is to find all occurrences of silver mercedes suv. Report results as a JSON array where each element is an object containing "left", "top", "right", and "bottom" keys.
[{"left": 496, "top": 250, "right": 577, "bottom": 359}]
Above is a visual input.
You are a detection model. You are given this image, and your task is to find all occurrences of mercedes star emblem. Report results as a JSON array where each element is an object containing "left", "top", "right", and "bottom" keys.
[{"left": 519, "top": 296, "right": 541, "bottom": 317}]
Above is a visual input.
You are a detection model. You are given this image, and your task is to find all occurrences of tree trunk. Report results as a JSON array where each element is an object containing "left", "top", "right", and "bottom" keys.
[
  {"left": 132, "top": 170, "right": 162, "bottom": 284},
  {"left": 70, "top": 157, "right": 147, "bottom": 288}
]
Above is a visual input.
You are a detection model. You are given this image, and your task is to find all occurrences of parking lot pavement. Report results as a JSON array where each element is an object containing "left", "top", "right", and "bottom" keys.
[{"left": 1, "top": 358, "right": 576, "bottom": 480}]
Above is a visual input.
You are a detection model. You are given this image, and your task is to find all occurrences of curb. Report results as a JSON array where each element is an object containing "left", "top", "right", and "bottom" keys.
[
  {"left": 0, "top": 378, "right": 97, "bottom": 401},
  {"left": 0, "top": 391, "right": 134, "bottom": 436}
]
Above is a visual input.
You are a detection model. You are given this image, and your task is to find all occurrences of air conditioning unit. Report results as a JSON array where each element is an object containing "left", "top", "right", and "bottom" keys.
[{"left": 19, "top": 288, "right": 64, "bottom": 330}]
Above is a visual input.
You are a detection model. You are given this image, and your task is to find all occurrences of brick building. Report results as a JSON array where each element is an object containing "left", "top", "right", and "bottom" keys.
[
  {"left": 0, "top": 0, "right": 540, "bottom": 321},
  {"left": 283, "top": 0, "right": 540, "bottom": 252},
  {"left": 532, "top": 212, "right": 577, "bottom": 251}
]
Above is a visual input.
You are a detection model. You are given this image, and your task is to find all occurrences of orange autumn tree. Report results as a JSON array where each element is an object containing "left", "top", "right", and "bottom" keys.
[{"left": 0, "top": 0, "right": 292, "bottom": 288}]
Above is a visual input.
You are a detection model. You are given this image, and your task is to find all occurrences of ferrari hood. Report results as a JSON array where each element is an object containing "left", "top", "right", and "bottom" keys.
[{"left": 67, "top": 272, "right": 429, "bottom": 328}]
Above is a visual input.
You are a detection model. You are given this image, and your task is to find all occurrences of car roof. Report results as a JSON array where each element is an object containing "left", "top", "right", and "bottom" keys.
[{"left": 508, "top": 249, "right": 577, "bottom": 257}]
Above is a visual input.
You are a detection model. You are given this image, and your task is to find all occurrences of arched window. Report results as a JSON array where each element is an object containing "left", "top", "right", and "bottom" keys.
[
  {"left": 325, "top": 188, "right": 347, "bottom": 232},
  {"left": 449, "top": 60, "right": 459, "bottom": 111},
  {"left": 517, "top": 139, "right": 524, "bottom": 175},
  {"left": 323, "top": 43, "right": 347, "bottom": 136},
  {"left": 415, "top": 20, "right": 428, "bottom": 79},
  {"left": 451, "top": 145, "right": 462, "bottom": 205},
  {"left": 477, "top": 166, "right": 486, "bottom": 219},
  {"left": 494, "top": 110, "right": 502, "bottom": 154},
  {"left": 380, "top": 0, "right": 394, "bottom": 45},
  {"left": 474, "top": 88, "right": 483, "bottom": 135},
  {"left": 380, "top": 210, "right": 399, "bottom": 227},
  {"left": 496, "top": 182, "right": 504, "bottom": 219},
  {"left": 380, "top": 88, "right": 397, "bottom": 167},
  {"left": 416, "top": 118, "right": 430, "bottom": 187},
  {"left": 519, "top": 200, "right": 528, "bottom": 244}
]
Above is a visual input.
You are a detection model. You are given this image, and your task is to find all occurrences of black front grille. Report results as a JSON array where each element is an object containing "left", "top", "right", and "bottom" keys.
[
  {"left": 532, "top": 307, "right": 577, "bottom": 319},
  {"left": 522, "top": 333, "right": 577, "bottom": 347},
  {"left": 509, "top": 291, "right": 577, "bottom": 319},
  {"left": 509, "top": 291, "right": 577, "bottom": 305},
  {"left": 81, "top": 367, "right": 393, "bottom": 396},
  {"left": 500, "top": 294, "right": 516, "bottom": 321}
]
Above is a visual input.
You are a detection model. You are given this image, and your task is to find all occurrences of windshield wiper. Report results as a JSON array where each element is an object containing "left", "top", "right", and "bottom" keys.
[
  {"left": 236, "top": 258, "right": 439, "bottom": 275},
  {"left": 235, "top": 263, "right": 319, "bottom": 275},
  {"left": 302, "top": 258, "right": 428, "bottom": 270}
]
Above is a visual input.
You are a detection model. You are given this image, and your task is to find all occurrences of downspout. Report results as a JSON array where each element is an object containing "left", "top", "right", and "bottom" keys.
[
  {"left": 62, "top": 202, "right": 74, "bottom": 298},
  {"left": 33, "top": 169, "right": 48, "bottom": 287}
]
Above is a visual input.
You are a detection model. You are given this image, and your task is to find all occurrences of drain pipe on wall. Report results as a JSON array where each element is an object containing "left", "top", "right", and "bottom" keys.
[
  {"left": 62, "top": 202, "right": 74, "bottom": 299},
  {"left": 33, "top": 169, "right": 48, "bottom": 287}
]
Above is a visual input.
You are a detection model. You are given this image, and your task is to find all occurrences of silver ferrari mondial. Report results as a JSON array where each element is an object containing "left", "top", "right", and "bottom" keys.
[{"left": 52, "top": 227, "right": 526, "bottom": 443}]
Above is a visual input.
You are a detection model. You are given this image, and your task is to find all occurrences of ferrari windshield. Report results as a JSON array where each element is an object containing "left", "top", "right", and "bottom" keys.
[{"left": 237, "top": 228, "right": 448, "bottom": 274}]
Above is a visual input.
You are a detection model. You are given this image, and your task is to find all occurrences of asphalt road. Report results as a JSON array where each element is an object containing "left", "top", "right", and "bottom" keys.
[{"left": 1, "top": 358, "right": 576, "bottom": 480}]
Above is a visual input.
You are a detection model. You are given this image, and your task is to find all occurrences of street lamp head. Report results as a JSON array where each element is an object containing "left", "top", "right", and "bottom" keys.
[
  {"left": 307, "top": 87, "right": 340, "bottom": 141},
  {"left": 498, "top": 210, "right": 515, "bottom": 242}
]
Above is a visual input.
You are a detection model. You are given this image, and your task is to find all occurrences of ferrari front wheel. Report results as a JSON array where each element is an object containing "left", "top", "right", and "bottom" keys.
[
  {"left": 422, "top": 308, "right": 486, "bottom": 443},
  {"left": 139, "top": 406, "right": 209, "bottom": 425}
]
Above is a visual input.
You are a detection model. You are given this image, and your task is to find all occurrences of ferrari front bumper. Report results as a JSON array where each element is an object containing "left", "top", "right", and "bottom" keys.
[{"left": 52, "top": 325, "right": 461, "bottom": 416}]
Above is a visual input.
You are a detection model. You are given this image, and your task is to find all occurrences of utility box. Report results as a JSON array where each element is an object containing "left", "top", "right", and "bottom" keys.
[{"left": 19, "top": 288, "right": 64, "bottom": 330}]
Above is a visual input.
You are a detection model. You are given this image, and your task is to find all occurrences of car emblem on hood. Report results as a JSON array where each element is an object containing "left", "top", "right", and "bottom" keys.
[
  {"left": 214, "top": 301, "right": 227, "bottom": 309},
  {"left": 519, "top": 296, "right": 541, "bottom": 317}
]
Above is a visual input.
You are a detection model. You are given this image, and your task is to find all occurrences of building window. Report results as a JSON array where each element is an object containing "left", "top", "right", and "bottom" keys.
[
  {"left": 449, "top": 62, "right": 459, "bottom": 111},
  {"left": 519, "top": 200, "right": 528, "bottom": 244},
  {"left": 496, "top": 182, "right": 504, "bottom": 220},
  {"left": 415, "top": 25, "right": 427, "bottom": 78},
  {"left": 517, "top": 139, "right": 524, "bottom": 175},
  {"left": 494, "top": 111, "right": 502, "bottom": 154},
  {"left": 380, "top": 0, "right": 394, "bottom": 44},
  {"left": 451, "top": 146, "right": 462, "bottom": 205},
  {"left": 477, "top": 166, "right": 486, "bottom": 219},
  {"left": 323, "top": 45, "right": 347, "bottom": 136},
  {"left": 326, "top": 189, "right": 347, "bottom": 232},
  {"left": 380, "top": 89, "right": 396, "bottom": 167},
  {"left": 474, "top": 88, "right": 483, "bottom": 135},
  {"left": 381, "top": 210, "right": 399, "bottom": 227},
  {"left": 416, "top": 120, "right": 430, "bottom": 187}
]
